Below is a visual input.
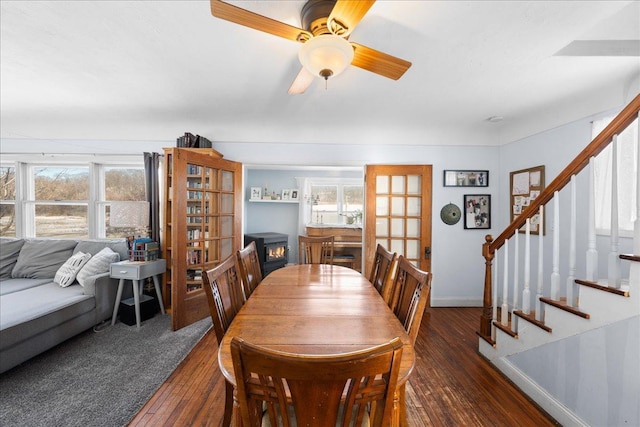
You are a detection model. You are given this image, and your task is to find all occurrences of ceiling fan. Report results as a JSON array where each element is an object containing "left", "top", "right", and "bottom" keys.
[{"left": 210, "top": 0, "right": 412, "bottom": 94}]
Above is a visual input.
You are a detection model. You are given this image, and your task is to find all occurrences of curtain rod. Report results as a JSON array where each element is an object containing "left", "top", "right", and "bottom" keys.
[{"left": 2, "top": 152, "right": 163, "bottom": 156}]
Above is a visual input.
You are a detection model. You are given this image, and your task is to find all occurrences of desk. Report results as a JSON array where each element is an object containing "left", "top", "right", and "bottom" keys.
[
  {"left": 110, "top": 259, "right": 166, "bottom": 328},
  {"left": 218, "top": 264, "right": 414, "bottom": 426}
]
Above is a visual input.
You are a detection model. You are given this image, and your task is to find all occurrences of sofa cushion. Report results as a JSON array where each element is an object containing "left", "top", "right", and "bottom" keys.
[
  {"left": 0, "top": 282, "right": 94, "bottom": 348},
  {"left": 54, "top": 251, "right": 92, "bottom": 287},
  {"left": 0, "top": 278, "right": 52, "bottom": 296},
  {"left": 76, "top": 247, "right": 120, "bottom": 288},
  {"left": 11, "top": 239, "right": 78, "bottom": 279},
  {"left": 0, "top": 239, "right": 25, "bottom": 279}
]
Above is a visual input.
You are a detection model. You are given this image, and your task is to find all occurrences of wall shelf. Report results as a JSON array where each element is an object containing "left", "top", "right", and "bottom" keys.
[{"left": 249, "top": 199, "right": 299, "bottom": 204}]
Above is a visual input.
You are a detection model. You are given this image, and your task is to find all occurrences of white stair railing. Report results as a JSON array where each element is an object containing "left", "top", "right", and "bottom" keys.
[
  {"left": 522, "top": 219, "right": 531, "bottom": 314},
  {"left": 550, "top": 192, "right": 560, "bottom": 300},
  {"left": 567, "top": 175, "right": 577, "bottom": 307},
  {"left": 535, "top": 206, "right": 544, "bottom": 321},
  {"left": 586, "top": 158, "right": 598, "bottom": 281}
]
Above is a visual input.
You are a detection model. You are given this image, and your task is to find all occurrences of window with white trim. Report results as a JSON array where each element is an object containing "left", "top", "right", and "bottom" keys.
[
  {"left": 303, "top": 178, "right": 363, "bottom": 226},
  {"left": 0, "top": 160, "right": 145, "bottom": 239}
]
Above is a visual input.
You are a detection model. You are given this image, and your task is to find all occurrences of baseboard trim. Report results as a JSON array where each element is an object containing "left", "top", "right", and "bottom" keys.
[
  {"left": 493, "top": 357, "right": 589, "bottom": 427},
  {"left": 430, "top": 297, "right": 482, "bottom": 307}
]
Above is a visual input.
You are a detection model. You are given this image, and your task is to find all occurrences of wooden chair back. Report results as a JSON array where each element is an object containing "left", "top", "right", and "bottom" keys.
[
  {"left": 389, "top": 255, "right": 431, "bottom": 345},
  {"left": 231, "top": 336, "right": 404, "bottom": 427},
  {"left": 236, "top": 241, "right": 263, "bottom": 300},
  {"left": 298, "top": 235, "right": 335, "bottom": 265},
  {"left": 202, "top": 255, "right": 244, "bottom": 345},
  {"left": 368, "top": 244, "right": 397, "bottom": 306}
]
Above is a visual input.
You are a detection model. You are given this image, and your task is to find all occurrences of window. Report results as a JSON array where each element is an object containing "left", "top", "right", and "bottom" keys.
[
  {"left": 592, "top": 115, "right": 637, "bottom": 236},
  {"left": 0, "top": 159, "right": 145, "bottom": 239},
  {"left": 305, "top": 178, "right": 363, "bottom": 226},
  {"left": 0, "top": 167, "right": 16, "bottom": 237}
]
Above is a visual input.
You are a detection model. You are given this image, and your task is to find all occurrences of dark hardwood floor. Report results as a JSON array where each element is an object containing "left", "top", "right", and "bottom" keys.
[{"left": 128, "top": 307, "right": 559, "bottom": 426}]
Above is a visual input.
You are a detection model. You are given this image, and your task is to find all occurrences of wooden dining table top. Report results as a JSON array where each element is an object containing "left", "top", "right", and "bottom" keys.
[{"left": 217, "top": 264, "right": 415, "bottom": 387}]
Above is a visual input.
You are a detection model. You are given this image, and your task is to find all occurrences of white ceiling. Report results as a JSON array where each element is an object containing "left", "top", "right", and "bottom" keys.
[{"left": 1, "top": 1, "right": 639, "bottom": 147}]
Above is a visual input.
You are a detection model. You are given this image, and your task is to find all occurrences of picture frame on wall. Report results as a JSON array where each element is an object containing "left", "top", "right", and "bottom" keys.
[
  {"left": 444, "top": 170, "right": 489, "bottom": 187},
  {"left": 464, "top": 194, "right": 491, "bottom": 229},
  {"left": 250, "top": 187, "right": 262, "bottom": 200},
  {"left": 510, "top": 165, "right": 545, "bottom": 235},
  {"left": 281, "top": 189, "right": 291, "bottom": 200},
  {"left": 289, "top": 189, "right": 300, "bottom": 201}
]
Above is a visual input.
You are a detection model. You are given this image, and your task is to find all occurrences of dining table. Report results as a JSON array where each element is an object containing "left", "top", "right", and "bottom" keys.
[{"left": 217, "top": 263, "right": 415, "bottom": 426}]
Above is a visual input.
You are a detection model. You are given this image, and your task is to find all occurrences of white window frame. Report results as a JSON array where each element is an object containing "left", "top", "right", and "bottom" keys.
[
  {"left": 301, "top": 177, "right": 363, "bottom": 226},
  {"left": 0, "top": 156, "right": 144, "bottom": 239}
]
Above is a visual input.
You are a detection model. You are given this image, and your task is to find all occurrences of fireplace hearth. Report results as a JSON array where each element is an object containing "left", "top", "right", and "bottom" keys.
[{"left": 243, "top": 232, "right": 288, "bottom": 277}]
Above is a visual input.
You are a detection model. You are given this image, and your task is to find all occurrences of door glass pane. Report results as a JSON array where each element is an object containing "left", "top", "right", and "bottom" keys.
[
  {"left": 406, "top": 240, "right": 420, "bottom": 259},
  {"left": 376, "top": 218, "right": 389, "bottom": 237},
  {"left": 221, "top": 237, "right": 233, "bottom": 259},
  {"left": 376, "top": 197, "right": 388, "bottom": 216},
  {"left": 391, "top": 176, "right": 405, "bottom": 194},
  {"left": 376, "top": 238, "right": 389, "bottom": 248},
  {"left": 221, "top": 216, "right": 233, "bottom": 237},
  {"left": 390, "top": 239, "right": 404, "bottom": 256},
  {"left": 391, "top": 218, "right": 404, "bottom": 237},
  {"left": 222, "top": 170, "right": 234, "bottom": 191},
  {"left": 391, "top": 197, "right": 404, "bottom": 216},
  {"left": 407, "top": 219, "right": 420, "bottom": 237},
  {"left": 407, "top": 175, "right": 420, "bottom": 194},
  {"left": 407, "top": 197, "right": 421, "bottom": 216},
  {"left": 376, "top": 176, "right": 389, "bottom": 194},
  {"left": 221, "top": 194, "right": 233, "bottom": 214}
]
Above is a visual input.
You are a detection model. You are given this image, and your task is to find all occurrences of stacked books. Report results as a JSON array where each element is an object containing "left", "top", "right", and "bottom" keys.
[{"left": 176, "top": 132, "right": 212, "bottom": 148}]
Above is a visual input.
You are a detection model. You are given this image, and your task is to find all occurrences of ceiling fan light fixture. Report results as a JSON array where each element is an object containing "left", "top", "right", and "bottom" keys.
[{"left": 298, "top": 34, "right": 354, "bottom": 80}]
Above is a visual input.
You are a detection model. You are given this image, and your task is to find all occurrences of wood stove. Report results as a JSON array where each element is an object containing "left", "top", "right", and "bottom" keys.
[{"left": 244, "top": 232, "right": 288, "bottom": 277}]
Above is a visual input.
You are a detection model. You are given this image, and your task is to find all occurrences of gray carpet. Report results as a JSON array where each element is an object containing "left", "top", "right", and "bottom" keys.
[{"left": 0, "top": 313, "right": 212, "bottom": 427}]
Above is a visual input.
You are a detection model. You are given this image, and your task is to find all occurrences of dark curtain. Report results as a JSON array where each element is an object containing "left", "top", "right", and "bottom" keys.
[{"left": 144, "top": 152, "right": 161, "bottom": 246}]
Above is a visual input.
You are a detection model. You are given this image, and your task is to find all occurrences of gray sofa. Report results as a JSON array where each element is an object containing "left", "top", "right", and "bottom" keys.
[{"left": 0, "top": 238, "right": 129, "bottom": 374}]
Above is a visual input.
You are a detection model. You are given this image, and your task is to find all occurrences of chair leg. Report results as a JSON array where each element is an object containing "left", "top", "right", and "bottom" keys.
[{"left": 222, "top": 380, "right": 233, "bottom": 427}]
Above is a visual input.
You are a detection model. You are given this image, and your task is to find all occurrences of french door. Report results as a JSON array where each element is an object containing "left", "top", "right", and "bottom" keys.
[{"left": 364, "top": 165, "right": 432, "bottom": 275}]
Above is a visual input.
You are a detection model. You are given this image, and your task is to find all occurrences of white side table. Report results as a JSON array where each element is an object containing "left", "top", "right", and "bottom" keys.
[{"left": 110, "top": 259, "right": 166, "bottom": 328}]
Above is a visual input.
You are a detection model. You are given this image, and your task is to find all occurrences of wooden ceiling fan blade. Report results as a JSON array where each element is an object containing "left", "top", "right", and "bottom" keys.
[
  {"left": 288, "top": 67, "right": 315, "bottom": 95},
  {"left": 210, "top": 0, "right": 311, "bottom": 43},
  {"left": 350, "top": 42, "right": 411, "bottom": 80},
  {"left": 328, "top": 0, "right": 376, "bottom": 37}
]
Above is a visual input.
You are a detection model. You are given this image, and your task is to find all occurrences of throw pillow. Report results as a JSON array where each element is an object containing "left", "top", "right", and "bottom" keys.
[
  {"left": 76, "top": 247, "right": 120, "bottom": 287},
  {"left": 11, "top": 239, "right": 78, "bottom": 279},
  {"left": 0, "top": 239, "right": 25, "bottom": 279},
  {"left": 54, "top": 251, "right": 92, "bottom": 287}
]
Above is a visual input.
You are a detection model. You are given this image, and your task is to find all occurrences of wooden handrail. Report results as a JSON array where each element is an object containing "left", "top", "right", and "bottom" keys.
[{"left": 479, "top": 93, "right": 640, "bottom": 341}]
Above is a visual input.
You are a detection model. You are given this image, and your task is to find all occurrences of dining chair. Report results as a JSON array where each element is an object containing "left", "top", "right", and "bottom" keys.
[
  {"left": 230, "top": 336, "right": 404, "bottom": 427},
  {"left": 368, "top": 243, "right": 398, "bottom": 306},
  {"left": 202, "top": 255, "right": 245, "bottom": 427},
  {"left": 237, "top": 240, "right": 263, "bottom": 300},
  {"left": 388, "top": 255, "right": 432, "bottom": 345},
  {"left": 298, "top": 235, "right": 335, "bottom": 265}
]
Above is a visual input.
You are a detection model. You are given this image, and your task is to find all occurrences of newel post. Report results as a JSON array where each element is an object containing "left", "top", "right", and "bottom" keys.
[{"left": 480, "top": 234, "right": 495, "bottom": 337}]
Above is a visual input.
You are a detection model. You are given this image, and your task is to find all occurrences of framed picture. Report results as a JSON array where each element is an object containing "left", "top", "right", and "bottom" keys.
[
  {"left": 281, "top": 189, "right": 291, "bottom": 200},
  {"left": 464, "top": 194, "right": 491, "bottom": 229},
  {"left": 289, "top": 189, "right": 299, "bottom": 201},
  {"left": 444, "top": 170, "right": 489, "bottom": 187},
  {"left": 510, "top": 165, "right": 545, "bottom": 235},
  {"left": 250, "top": 187, "right": 262, "bottom": 200}
]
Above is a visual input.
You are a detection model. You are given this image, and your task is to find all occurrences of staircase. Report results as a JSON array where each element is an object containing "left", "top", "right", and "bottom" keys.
[{"left": 477, "top": 94, "right": 640, "bottom": 427}]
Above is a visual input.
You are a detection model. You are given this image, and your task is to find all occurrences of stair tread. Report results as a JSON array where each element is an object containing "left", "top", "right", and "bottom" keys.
[
  {"left": 513, "top": 309, "right": 552, "bottom": 333},
  {"left": 620, "top": 253, "right": 640, "bottom": 262},
  {"left": 540, "top": 297, "right": 590, "bottom": 319},
  {"left": 575, "top": 279, "right": 630, "bottom": 297}
]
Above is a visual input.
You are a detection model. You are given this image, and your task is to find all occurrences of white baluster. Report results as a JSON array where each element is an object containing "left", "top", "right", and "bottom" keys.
[
  {"left": 635, "top": 113, "right": 640, "bottom": 257},
  {"left": 512, "top": 230, "right": 519, "bottom": 312},
  {"left": 586, "top": 157, "right": 598, "bottom": 281},
  {"left": 608, "top": 135, "right": 621, "bottom": 288},
  {"left": 522, "top": 219, "right": 531, "bottom": 314},
  {"left": 535, "top": 206, "right": 544, "bottom": 321},
  {"left": 502, "top": 239, "right": 509, "bottom": 325},
  {"left": 550, "top": 191, "right": 560, "bottom": 300},
  {"left": 492, "top": 248, "right": 498, "bottom": 341},
  {"left": 566, "top": 175, "right": 577, "bottom": 307}
]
